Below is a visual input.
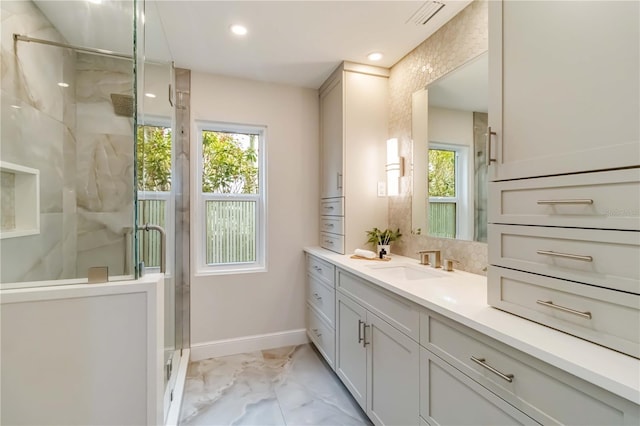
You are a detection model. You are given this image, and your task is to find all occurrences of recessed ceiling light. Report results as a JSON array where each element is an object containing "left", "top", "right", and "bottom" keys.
[
  {"left": 88, "top": 0, "right": 102, "bottom": 4},
  {"left": 368, "top": 52, "right": 383, "bottom": 61},
  {"left": 230, "top": 24, "right": 248, "bottom": 36},
  {"left": 145, "top": 93, "right": 156, "bottom": 98},
  {"left": 10, "top": 105, "right": 21, "bottom": 109},
  {"left": 57, "top": 82, "right": 69, "bottom": 88}
]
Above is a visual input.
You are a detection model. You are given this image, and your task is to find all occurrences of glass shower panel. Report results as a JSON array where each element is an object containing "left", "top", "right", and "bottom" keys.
[
  {"left": 137, "top": 0, "right": 182, "bottom": 395},
  {"left": 0, "top": 0, "right": 137, "bottom": 285},
  {"left": 138, "top": 61, "right": 176, "bottom": 388}
]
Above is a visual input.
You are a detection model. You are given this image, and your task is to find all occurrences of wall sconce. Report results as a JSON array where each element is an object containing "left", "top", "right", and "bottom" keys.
[{"left": 386, "top": 138, "right": 405, "bottom": 196}]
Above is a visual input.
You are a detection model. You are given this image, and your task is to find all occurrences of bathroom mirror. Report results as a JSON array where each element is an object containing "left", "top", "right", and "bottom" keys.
[{"left": 411, "top": 52, "right": 488, "bottom": 242}]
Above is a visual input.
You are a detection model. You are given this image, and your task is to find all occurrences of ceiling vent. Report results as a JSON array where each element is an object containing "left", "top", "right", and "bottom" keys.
[{"left": 407, "top": 1, "right": 446, "bottom": 25}]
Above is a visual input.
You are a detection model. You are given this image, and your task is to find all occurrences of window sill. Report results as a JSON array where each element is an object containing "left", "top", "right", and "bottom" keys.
[{"left": 194, "top": 265, "right": 267, "bottom": 277}]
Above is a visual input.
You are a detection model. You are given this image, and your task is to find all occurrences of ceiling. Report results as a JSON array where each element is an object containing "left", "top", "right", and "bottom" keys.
[{"left": 33, "top": 0, "right": 472, "bottom": 89}]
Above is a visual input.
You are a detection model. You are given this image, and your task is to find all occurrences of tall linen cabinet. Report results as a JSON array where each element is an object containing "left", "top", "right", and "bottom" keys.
[
  {"left": 487, "top": 0, "right": 640, "bottom": 358},
  {"left": 319, "top": 62, "right": 389, "bottom": 254}
]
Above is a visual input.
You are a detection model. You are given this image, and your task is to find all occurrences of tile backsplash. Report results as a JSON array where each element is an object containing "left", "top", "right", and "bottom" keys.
[{"left": 388, "top": 0, "right": 489, "bottom": 275}]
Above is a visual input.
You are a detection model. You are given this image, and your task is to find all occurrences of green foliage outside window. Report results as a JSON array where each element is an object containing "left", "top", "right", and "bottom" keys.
[
  {"left": 201, "top": 131, "right": 258, "bottom": 194},
  {"left": 428, "top": 149, "right": 456, "bottom": 197},
  {"left": 136, "top": 125, "right": 172, "bottom": 191}
]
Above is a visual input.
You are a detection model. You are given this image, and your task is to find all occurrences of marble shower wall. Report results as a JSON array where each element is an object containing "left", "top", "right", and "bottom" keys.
[
  {"left": 1, "top": 0, "right": 74, "bottom": 282},
  {"left": 473, "top": 111, "right": 488, "bottom": 243},
  {"left": 387, "top": 0, "right": 489, "bottom": 275},
  {"left": 74, "top": 53, "right": 134, "bottom": 278},
  {"left": 0, "top": 1, "right": 135, "bottom": 282}
]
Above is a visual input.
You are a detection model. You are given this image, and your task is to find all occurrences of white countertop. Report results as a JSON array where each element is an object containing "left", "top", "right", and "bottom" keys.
[{"left": 304, "top": 246, "right": 640, "bottom": 405}]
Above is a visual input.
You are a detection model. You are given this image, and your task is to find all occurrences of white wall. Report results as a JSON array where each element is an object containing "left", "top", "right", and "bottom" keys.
[{"left": 189, "top": 73, "right": 319, "bottom": 358}]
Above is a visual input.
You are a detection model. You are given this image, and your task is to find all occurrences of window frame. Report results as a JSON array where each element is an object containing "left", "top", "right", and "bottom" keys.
[
  {"left": 428, "top": 142, "right": 471, "bottom": 240},
  {"left": 194, "top": 121, "right": 267, "bottom": 276}
]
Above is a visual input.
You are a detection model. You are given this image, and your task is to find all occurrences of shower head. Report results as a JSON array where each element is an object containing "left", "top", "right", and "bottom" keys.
[{"left": 110, "top": 93, "right": 134, "bottom": 117}]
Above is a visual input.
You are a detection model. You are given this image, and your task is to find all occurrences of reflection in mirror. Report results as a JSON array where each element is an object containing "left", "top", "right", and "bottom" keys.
[{"left": 411, "top": 52, "right": 488, "bottom": 242}]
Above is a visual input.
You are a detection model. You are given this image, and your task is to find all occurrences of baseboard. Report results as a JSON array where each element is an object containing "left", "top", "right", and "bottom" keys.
[{"left": 190, "top": 329, "right": 309, "bottom": 361}]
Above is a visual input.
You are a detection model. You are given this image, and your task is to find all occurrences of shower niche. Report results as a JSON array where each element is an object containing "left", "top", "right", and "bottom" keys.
[{"left": 0, "top": 161, "right": 40, "bottom": 239}]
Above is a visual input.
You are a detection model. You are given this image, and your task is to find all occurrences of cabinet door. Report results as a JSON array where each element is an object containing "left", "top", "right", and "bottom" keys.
[
  {"left": 335, "top": 293, "right": 367, "bottom": 410},
  {"left": 420, "top": 348, "right": 539, "bottom": 426},
  {"left": 320, "top": 73, "right": 344, "bottom": 198},
  {"left": 488, "top": 1, "right": 639, "bottom": 181},
  {"left": 366, "top": 312, "right": 419, "bottom": 426}
]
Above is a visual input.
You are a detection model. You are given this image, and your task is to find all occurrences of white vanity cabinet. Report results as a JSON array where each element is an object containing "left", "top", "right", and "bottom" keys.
[
  {"left": 487, "top": 0, "right": 640, "bottom": 358},
  {"left": 420, "top": 311, "right": 640, "bottom": 425},
  {"left": 335, "top": 269, "right": 420, "bottom": 426},
  {"left": 319, "top": 62, "right": 388, "bottom": 254},
  {"left": 305, "top": 254, "right": 336, "bottom": 369},
  {"left": 305, "top": 249, "right": 640, "bottom": 426},
  {"left": 487, "top": 0, "right": 639, "bottom": 181}
]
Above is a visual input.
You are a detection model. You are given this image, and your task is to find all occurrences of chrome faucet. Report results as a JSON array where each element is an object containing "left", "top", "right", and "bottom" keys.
[{"left": 418, "top": 250, "right": 442, "bottom": 268}]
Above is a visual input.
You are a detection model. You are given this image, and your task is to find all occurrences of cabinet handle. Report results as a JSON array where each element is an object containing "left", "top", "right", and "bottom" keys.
[
  {"left": 337, "top": 172, "right": 343, "bottom": 190},
  {"left": 324, "top": 205, "right": 335, "bottom": 210},
  {"left": 324, "top": 239, "right": 334, "bottom": 245},
  {"left": 312, "top": 328, "right": 322, "bottom": 338},
  {"left": 471, "top": 357, "right": 514, "bottom": 383},
  {"left": 487, "top": 126, "right": 497, "bottom": 164},
  {"left": 537, "top": 199, "right": 593, "bottom": 205},
  {"left": 536, "top": 300, "right": 592, "bottom": 319},
  {"left": 363, "top": 324, "right": 370, "bottom": 347},
  {"left": 536, "top": 250, "right": 593, "bottom": 262},
  {"left": 313, "top": 292, "right": 322, "bottom": 301},
  {"left": 325, "top": 223, "right": 335, "bottom": 228},
  {"left": 358, "top": 319, "right": 364, "bottom": 344}
]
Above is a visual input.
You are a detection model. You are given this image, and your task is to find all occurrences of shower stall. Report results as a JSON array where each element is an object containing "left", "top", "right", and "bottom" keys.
[{"left": 0, "top": 0, "right": 189, "bottom": 422}]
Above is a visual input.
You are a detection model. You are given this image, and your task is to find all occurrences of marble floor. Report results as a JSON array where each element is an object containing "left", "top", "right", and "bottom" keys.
[{"left": 179, "top": 344, "right": 372, "bottom": 426}]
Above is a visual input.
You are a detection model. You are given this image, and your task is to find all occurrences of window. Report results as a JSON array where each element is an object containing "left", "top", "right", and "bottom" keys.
[
  {"left": 137, "top": 121, "right": 173, "bottom": 271},
  {"left": 428, "top": 143, "right": 469, "bottom": 239},
  {"left": 195, "top": 122, "right": 265, "bottom": 274}
]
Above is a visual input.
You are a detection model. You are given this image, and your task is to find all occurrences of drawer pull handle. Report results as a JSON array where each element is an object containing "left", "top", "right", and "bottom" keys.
[
  {"left": 325, "top": 205, "right": 335, "bottom": 210},
  {"left": 313, "top": 292, "right": 322, "bottom": 301},
  {"left": 537, "top": 199, "right": 593, "bottom": 205},
  {"left": 324, "top": 240, "right": 334, "bottom": 245},
  {"left": 325, "top": 223, "right": 335, "bottom": 228},
  {"left": 358, "top": 319, "right": 364, "bottom": 343},
  {"left": 536, "top": 300, "right": 592, "bottom": 319},
  {"left": 471, "top": 357, "right": 514, "bottom": 383},
  {"left": 312, "top": 328, "right": 322, "bottom": 338},
  {"left": 536, "top": 250, "right": 593, "bottom": 262}
]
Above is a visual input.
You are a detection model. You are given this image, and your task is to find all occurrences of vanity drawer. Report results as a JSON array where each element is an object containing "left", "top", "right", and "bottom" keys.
[
  {"left": 489, "top": 224, "right": 640, "bottom": 294},
  {"left": 320, "top": 232, "right": 344, "bottom": 254},
  {"left": 320, "top": 197, "right": 344, "bottom": 217},
  {"left": 307, "top": 254, "right": 335, "bottom": 286},
  {"left": 421, "top": 312, "right": 640, "bottom": 425},
  {"left": 307, "top": 275, "right": 335, "bottom": 327},
  {"left": 488, "top": 266, "right": 640, "bottom": 358},
  {"left": 337, "top": 269, "right": 420, "bottom": 341},
  {"left": 320, "top": 216, "right": 344, "bottom": 235},
  {"left": 306, "top": 304, "right": 335, "bottom": 369},
  {"left": 420, "top": 348, "right": 538, "bottom": 426},
  {"left": 488, "top": 168, "right": 640, "bottom": 230}
]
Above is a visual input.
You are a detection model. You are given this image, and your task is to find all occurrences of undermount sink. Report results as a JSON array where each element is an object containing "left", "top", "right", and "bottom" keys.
[{"left": 366, "top": 263, "right": 446, "bottom": 281}]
